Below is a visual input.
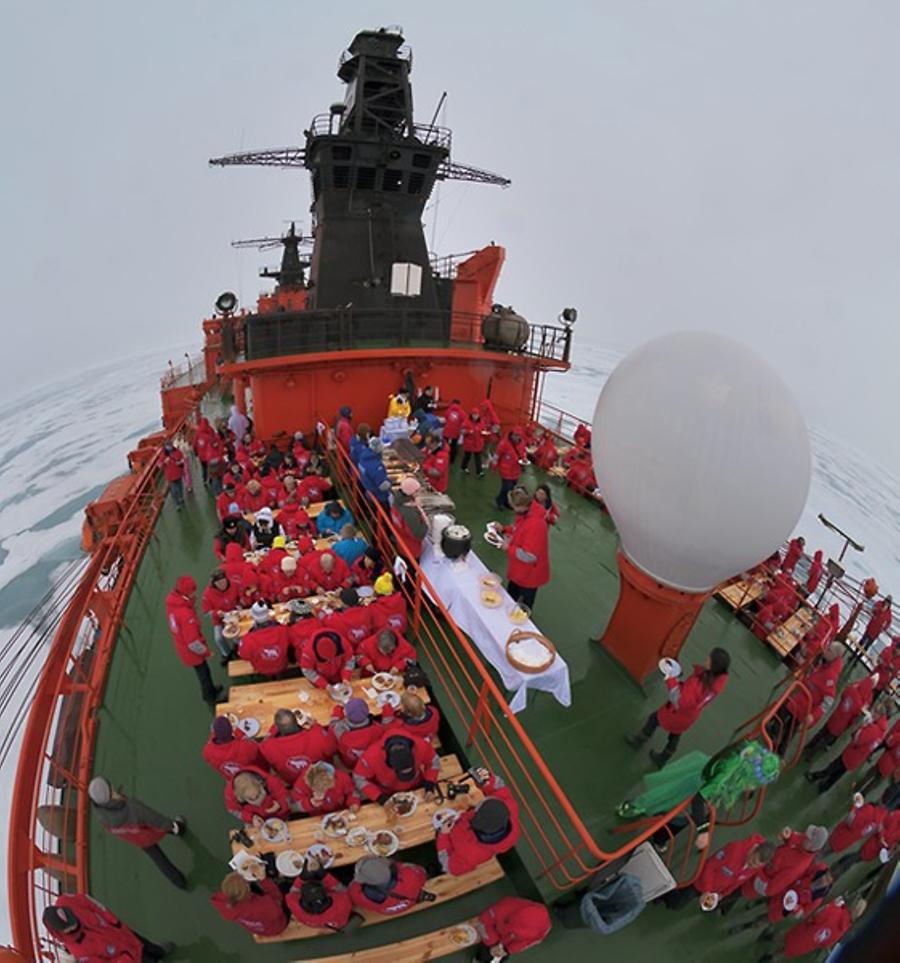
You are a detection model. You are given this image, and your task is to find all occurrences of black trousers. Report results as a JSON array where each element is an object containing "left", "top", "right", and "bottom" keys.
[
  {"left": 144, "top": 843, "right": 186, "bottom": 889},
  {"left": 138, "top": 932, "right": 171, "bottom": 960},
  {"left": 641, "top": 711, "right": 681, "bottom": 755},
  {"left": 199, "top": 460, "right": 208, "bottom": 484},
  {"left": 809, "top": 755, "right": 848, "bottom": 792},
  {"left": 496, "top": 477, "right": 517, "bottom": 508},
  {"left": 507, "top": 581, "right": 537, "bottom": 609},
  {"left": 193, "top": 661, "right": 218, "bottom": 703},
  {"left": 448, "top": 438, "right": 460, "bottom": 463},
  {"left": 803, "top": 725, "right": 837, "bottom": 759},
  {"left": 461, "top": 450, "right": 483, "bottom": 474},
  {"left": 475, "top": 945, "right": 508, "bottom": 962}
]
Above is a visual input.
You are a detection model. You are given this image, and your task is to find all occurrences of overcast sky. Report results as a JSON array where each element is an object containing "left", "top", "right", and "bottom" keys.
[{"left": 2, "top": 2, "right": 899, "bottom": 471}]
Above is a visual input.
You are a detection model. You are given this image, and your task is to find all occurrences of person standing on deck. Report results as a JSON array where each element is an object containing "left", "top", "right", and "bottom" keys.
[
  {"left": 193, "top": 417, "right": 216, "bottom": 486},
  {"left": 802, "top": 671, "right": 879, "bottom": 760},
  {"left": 534, "top": 483, "right": 560, "bottom": 526},
  {"left": 88, "top": 777, "right": 188, "bottom": 890},
  {"left": 781, "top": 536, "right": 806, "bottom": 576},
  {"left": 756, "top": 897, "right": 867, "bottom": 962},
  {"left": 848, "top": 596, "right": 893, "bottom": 672},
  {"left": 806, "top": 704, "right": 890, "bottom": 793},
  {"left": 165, "top": 575, "right": 223, "bottom": 704},
  {"left": 161, "top": 441, "right": 186, "bottom": 510},
  {"left": 443, "top": 398, "right": 466, "bottom": 463},
  {"left": 200, "top": 570, "right": 240, "bottom": 664},
  {"left": 479, "top": 398, "right": 502, "bottom": 454},
  {"left": 626, "top": 647, "right": 731, "bottom": 768},
  {"left": 854, "top": 716, "right": 900, "bottom": 797},
  {"left": 493, "top": 427, "right": 527, "bottom": 510},
  {"left": 349, "top": 423, "right": 371, "bottom": 468},
  {"left": 806, "top": 549, "right": 824, "bottom": 596},
  {"left": 768, "top": 643, "right": 843, "bottom": 756},
  {"left": 43, "top": 894, "right": 174, "bottom": 961},
  {"left": 422, "top": 433, "right": 450, "bottom": 493},
  {"left": 497, "top": 487, "right": 550, "bottom": 610},
  {"left": 391, "top": 477, "right": 429, "bottom": 562},
  {"left": 357, "top": 438, "right": 393, "bottom": 510},
  {"left": 211, "top": 873, "right": 289, "bottom": 938},
  {"left": 334, "top": 405, "right": 354, "bottom": 450},
  {"left": 460, "top": 410, "right": 487, "bottom": 477}
]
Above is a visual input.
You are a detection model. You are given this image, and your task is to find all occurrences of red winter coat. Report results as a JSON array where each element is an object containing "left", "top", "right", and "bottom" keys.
[
  {"left": 825, "top": 676, "right": 876, "bottom": 736},
  {"left": 504, "top": 504, "right": 550, "bottom": 589},
  {"left": 781, "top": 539, "right": 804, "bottom": 574},
  {"left": 860, "top": 810, "right": 900, "bottom": 861},
  {"left": 290, "top": 766, "right": 360, "bottom": 815},
  {"left": 287, "top": 872, "right": 354, "bottom": 930},
  {"left": 478, "top": 897, "right": 551, "bottom": 956},
  {"left": 263, "top": 567, "right": 310, "bottom": 602},
  {"left": 300, "top": 551, "right": 352, "bottom": 593},
  {"left": 436, "top": 774, "right": 520, "bottom": 875},
  {"left": 479, "top": 399, "right": 500, "bottom": 430},
  {"left": 165, "top": 589, "right": 210, "bottom": 668},
  {"left": 391, "top": 501, "right": 427, "bottom": 561},
  {"left": 201, "top": 581, "right": 241, "bottom": 625},
  {"left": 786, "top": 657, "right": 842, "bottom": 723},
  {"left": 216, "top": 490, "right": 243, "bottom": 521},
  {"left": 566, "top": 458, "right": 597, "bottom": 496},
  {"left": 297, "top": 474, "right": 333, "bottom": 504},
  {"left": 52, "top": 894, "right": 143, "bottom": 960},
  {"left": 806, "top": 553, "right": 824, "bottom": 593},
  {"left": 841, "top": 716, "right": 889, "bottom": 771},
  {"left": 203, "top": 730, "right": 265, "bottom": 779},
  {"left": 370, "top": 593, "right": 409, "bottom": 634},
  {"left": 335, "top": 416, "right": 354, "bottom": 450},
  {"left": 299, "top": 631, "right": 354, "bottom": 688},
  {"left": 222, "top": 543, "right": 262, "bottom": 605},
  {"left": 695, "top": 833, "right": 766, "bottom": 897},
  {"left": 532, "top": 435, "right": 559, "bottom": 470},
  {"left": 193, "top": 421, "right": 215, "bottom": 461},
  {"left": 862, "top": 600, "right": 892, "bottom": 640},
  {"left": 876, "top": 719, "right": 900, "bottom": 778},
  {"left": 742, "top": 831, "right": 812, "bottom": 899},
  {"left": 351, "top": 555, "right": 378, "bottom": 587},
  {"left": 462, "top": 418, "right": 487, "bottom": 453},
  {"left": 657, "top": 666, "right": 728, "bottom": 735},
  {"left": 241, "top": 487, "right": 268, "bottom": 514},
  {"left": 162, "top": 449, "right": 185, "bottom": 482},
  {"left": 348, "top": 862, "right": 428, "bottom": 916},
  {"left": 224, "top": 766, "right": 290, "bottom": 822},
  {"left": 495, "top": 436, "right": 525, "bottom": 481},
  {"left": 239, "top": 622, "right": 291, "bottom": 676},
  {"left": 766, "top": 860, "right": 828, "bottom": 923},
  {"left": 353, "top": 731, "right": 440, "bottom": 802},
  {"left": 211, "top": 877, "right": 288, "bottom": 936},
  {"left": 260, "top": 725, "right": 338, "bottom": 782},
  {"left": 830, "top": 803, "right": 887, "bottom": 853},
  {"left": 783, "top": 900, "right": 851, "bottom": 958},
  {"left": 278, "top": 504, "right": 312, "bottom": 540},
  {"left": 875, "top": 643, "right": 900, "bottom": 695},
  {"left": 356, "top": 632, "right": 417, "bottom": 675},
  {"left": 443, "top": 403, "right": 466, "bottom": 440},
  {"left": 422, "top": 446, "right": 450, "bottom": 493},
  {"left": 330, "top": 707, "right": 386, "bottom": 767},
  {"left": 324, "top": 605, "right": 373, "bottom": 650},
  {"left": 383, "top": 704, "right": 441, "bottom": 744}
]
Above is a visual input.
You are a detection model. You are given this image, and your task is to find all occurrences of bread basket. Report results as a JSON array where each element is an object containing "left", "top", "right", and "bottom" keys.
[{"left": 505, "top": 629, "right": 556, "bottom": 674}]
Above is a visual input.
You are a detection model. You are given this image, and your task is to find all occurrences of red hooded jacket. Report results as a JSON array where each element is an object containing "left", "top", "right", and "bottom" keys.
[
  {"left": 259, "top": 724, "right": 338, "bottom": 782},
  {"left": 781, "top": 538, "right": 804, "bottom": 574},
  {"left": 876, "top": 719, "right": 900, "bottom": 778},
  {"left": 238, "top": 621, "right": 291, "bottom": 676},
  {"left": 860, "top": 809, "right": 900, "bottom": 861},
  {"left": 695, "top": 833, "right": 766, "bottom": 897},
  {"left": 830, "top": 802, "right": 887, "bottom": 853},
  {"left": 532, "top": 435, "right": 559, "bottom": 470},
  {"left": 203, "top": 729, "right": 266, "bottom": 779},
  {"left": 442, "top": 402, "right": 466, "bottom": 441},
  {"left": 370, "top": 593, "right": 409, "bottom": 635},
  {"left": 353, "top": 731, "right": 440, "bottom": 802},
  {"left": 495, "top": 433, "right": 526, "bottom": 481},
  {"left": 348, "top": 862, "right": 428, "bottom": 916},
  {"left": 657, "top": 666, "right": 728, "bottom": 735},
  {"left": 383, "top": 704, "right": 441, "bottom": 744},
  {"left": 462, "top": 416, "right": 487, "bottom": 453},
  {"left": 477, "top": 897, "right": 551, "bottom": 956},
  {"left": 201, "top": 580, "right": 241, "bottom": 626},
  {"left": 165, "top": 579, "right": 210, "bottom": 668},
  {"left": 51, "top": 894, "right": 143, "bottom": 960},
  {"left": 286, "top": 872, "right": 354, "bottom": 930},
  {"left": 841, "top": 715, "right": 889, "bottom": 771},
  {"left": 862, "top": 600, "right": 892, "bottom": 640},
  {"left": 504, "top": 502, "right": 550, "bottom": 589},
  {"left": 329, "top": 705, "right": 387, "bottom": 767},
  {"left": 299, "top": 630, "right": 354, "bottom": 688},
  {"left": 222, "top": 542, "right": 262, "bottom": 605},
  {"left": 783, "top": 900, "right": 851, "bottom": 958},
  {"left": 741, "top": 831, "right": 814, "bottom": 899},
  {"left": 290, "top": 766, "right": 360, "bottom": 815},
  {"left": 766, "top": 860, "right": 829, "bottom": 923},
  {"left": 422, "top": 445, "right": 450, "bottom": 493},
  {"left": 786, "top": 657, "right": 842, "bottom": 722},
  {"left": 356, "top": 632, "right": 418, "bottom": 675},
  {"left": 162, "top": 448, "right": 185, "bottom": 482},
  {"left": 224, "top": 766, "right": 290, "bottom": 822},
  {"left": 324, "top": 604, "right": 373, "bottom": 650},
  {"left": 210, "top": 878, "right": 288, "bottom": 936},
  {"left": 825, "top": 675, "right": 876, "bottom": 736},
  {"left": 300, "top": 551, "right": 352, "bottom": 593}
]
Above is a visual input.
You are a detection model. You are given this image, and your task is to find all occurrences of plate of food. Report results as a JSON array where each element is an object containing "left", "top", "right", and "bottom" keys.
[
  {"left": 275, "top": 849, "right": 305, "bottom": 877},
  {"left": 305, "top": 843, "right": 335, "bottom": 869},
  {"left": 431, "top": 808, "right": 461, "bottom": 833},
  {"left": 699, "top": 892, "right": 719, "bottom": 912},
  {"left": 328, "top": 682, "right": 353, "bottom": 703},
  {"left": 448, "top": 923, "right": 478, "bottom": 947},
  {"left": 357, "top": 585, "right": 375, "bottom": 599},
  {"left": 508, "top": 603, "right": 530, "bottom": 625},
  {"left": 658, "top": 657, "right": 682, "bottom": 679},
  {"left": 346, "top": 827, "right": 370, "bottom": 847},
  {"left": 320, "top": 812, "right": 351, "bottom": 838},
  {"left": 232, "top": 852, "right": 266, "bottom": 881},
  {"left": 371, "top": 672, "right": 397, "bottom": 692},
  {"left": 483, "top": 530, "right": 504, "bottom": 549},
  {"left": 260, "top": 817, "right": 289, "bottom": 843},
  {"left": 376, "top": 690, "right": 401, "bottom": 709},
  {"left": 479, "top": 573, "right": 502, "bottom": 590},
  {"left": 292, "top": 709, "right": 313, "bottom": 729},
  {"left": 237, "top": 717, "right": 261, "bottom": 738},
  {"left": 480, "top": 588, "right": 503, "bottom": 609},
  {"left": 222, "top": 623, "right": 242, "bottom": 640},
  {"left": 366, "top": 829, "right": 400, "bottom": 857},
  {"left": 388, "top": 792, "right": 418, "bottom": 818}
]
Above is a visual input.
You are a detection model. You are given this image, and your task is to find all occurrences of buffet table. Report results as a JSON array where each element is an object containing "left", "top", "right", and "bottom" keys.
[{"left": 420, "top": 542, "right": 571, "bottom": 713}]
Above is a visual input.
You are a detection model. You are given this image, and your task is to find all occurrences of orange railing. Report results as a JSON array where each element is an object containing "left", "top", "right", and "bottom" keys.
[
  {"left": 327, "top": 440, "right": 714, "bottom": 892},
  {"left": 7, "top": 407, "right": 202, "bottom": 960}
]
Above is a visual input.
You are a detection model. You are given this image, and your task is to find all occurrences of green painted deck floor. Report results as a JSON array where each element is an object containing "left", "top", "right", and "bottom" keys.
[{"left": 88, "top": 458, "right": 874, "bottom": 962}]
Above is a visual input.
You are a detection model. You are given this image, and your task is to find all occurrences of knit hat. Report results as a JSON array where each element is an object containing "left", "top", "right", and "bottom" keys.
[
  {"left": 804, "top": 825, "right": 828, "bottom": 851},
  {"left": 281, "top": 556, "right": 298, "bottom": 573},
  {"left": 384, "top": 736, "right": 416, "bottom": 781},
  {"left": 299, "top": 880, "right": 332, "bottom": 913},
  {"left": 354, "top": 856, "right": 392, "bottom": 888},
  {"left": 227, "top": 502, "right": 241, "bottom": 515},
  {"left": 272, "top": 535, "right": 287, "bottom": 549},
  {"left": 399, "top": 476, "right": 421, "bottom": 496},
  {"left": 374, "top": 573, "right": 394, "bottom": 596},
  {"left": 313, "top": 632, "right": 340, "bottom": 660},
  {"left": 339, "top": 405, "right": 352, "bottom": 417},
  {"left": 212, "top": 716, "right": 234, "bottom": 743},
  {"left": 296, "top": 535, "right": 314, "bottom": 554},
  {"left": 42, "top": 904, "right": 79, "bottom": 934},
  {"left": 344, "top": 698, "right": 369, "bottom": 726},
  {"left": 175, "top": 574, "right": 197, "bottom": 596},
  {"left": 294, "top": 431, "right": 305, "bottom": 440},
  {"left": 250, "top": 601, "right": 271, "bottom": 623},
  {"left": 340, "top": 587, "right": 359, "bottom": 607},
  {"left": 471, "top": 797, "right": 510, "bottom": 837},
  {"left": 256, "top": 507, "right": 274, "bottom": 523},
  {"left": 88, "top": 776, "right": 113, "bottom": 806}
]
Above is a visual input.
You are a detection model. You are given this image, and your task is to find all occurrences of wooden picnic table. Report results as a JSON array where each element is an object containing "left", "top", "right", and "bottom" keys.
[
  {"left": 222, "top": 589, "right": 376, "bottom": 642},
  {"left": 717, "top": 577, "right": 769, "bottom": 610},
  {"left": 216, "top": 673, "right": 430, "bottom": 731},
  {"left": 242, "top": 498, "right": 345, "bottom": 525},
  {"left": 233, "top": 754, "right": 478, "bottom": 866},
  {"left": 767, "top": 605, "right": 817, "bottom": 658}
]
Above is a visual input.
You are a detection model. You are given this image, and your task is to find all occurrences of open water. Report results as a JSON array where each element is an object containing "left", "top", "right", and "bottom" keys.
[{"left": 0, "top": 341, "right": 898, "bottom": 942}]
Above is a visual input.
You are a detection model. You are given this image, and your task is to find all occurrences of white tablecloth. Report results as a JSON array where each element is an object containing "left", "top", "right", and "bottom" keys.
[{"left": 419, "top": 541, "right": 571, "bottom": 712}]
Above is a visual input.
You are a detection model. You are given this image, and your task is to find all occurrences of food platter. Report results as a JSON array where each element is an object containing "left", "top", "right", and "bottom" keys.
[
  {"left": 305, "top": 842, "right": 335, "bottom": 868},
  {"left": 699, "top": 892, "right": 719, "bottom": 912},
  {"left": 507, "top": 603, "right": 530, "bottom": 625},
  {"left": 260, "top": 817, "right": 289, "bottom": 843},
  {"left": 483, "top": 530, "right": 504, "bottom": 549},
  {"left": 320, "top": 812, "right": 351, "bottom": 838},
  {"left": 328, "top": 682, "right": 353, "bottom": 703},
  {"left": 346, "top": 826, "right": 370, "bottom": 847},
  {"left": 371, "top": 672, "right": 397, "bottom": 692},
  {"left": 275, "top": 849, "right": 306, "bottom": 877},
  {"left": 365, "top": 829, "right": 400, "bottom": 857},
  {"left": 387, "top": 792, "right": 418, "bottom": 818}
]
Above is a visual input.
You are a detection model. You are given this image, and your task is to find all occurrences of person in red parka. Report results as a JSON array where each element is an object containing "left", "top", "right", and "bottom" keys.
[
  {"left": 627, "top": 647, "right": 731, "bottom": 768},
  {"left": 803, "top": 671, "right": 879, "bottom": 760},
  {"left": 166, "top": 575, "right": 222, "bottom": 704},
  {"left": 781, "top": 536, "right": 806, "bottom": 575},
  {"left": 238, "top": 602, "right": 291, "bottom": 676},
  {"left": 442, "top": 398, "right": 467, "bottom": 463},
  {"left": 832, "top": 809, "right": 900, "bottom": 880},
  {"left": 370, "top": 574, "right": 409, "bottom": 634},
  {"left": 348, "top": 856, "right": 432, "bottom": 916},
  {"left": 200, "top": 570, "right": 241, "bottom": 663},
  {"left": 161, "top": 441, "right": 186, "bottom": 510},
  {"left": 436, "top": 769, "right": 520, "bottom": 875},
  {"left": 323, "top": 587, "right": 373, "bottom": 650},
  {"left": 829, "top": 793, "right": 887, "bottom": 859},
  {"left": 494, "top": 427, "right": 527, "bottom": 509},
  {"left": 797, "top": 603, "right": 840, "bottom": 664},
  {"left": 193, "top": 416, "right": 215, "bottom": 484},
  {"left": 356, "top": 629, "right": 417, "bottom": 676},
  {"left": 500, "top": 488, "right": 550, "bottom": 609},
  {"left": 203, "top": 715, "right": 266, "bottom": 779},
  {"left": 42, "top": 893, "right": 173, "bottom": 961},
  {"left": 222, "top": 541, "right": 262, "bottom": 607},
  {"left": 300, "top": 629, "right": 355, "bottom": 689},
  {"left": 264, "top": 555, "right": 310, "bottom": 602},
  {"left": 329, "top": 697, "right": 387, "bottom": 767},
  {"left": 805, "top": 549, "right": 824, "bottom": 595},
  {"left": 278, "top": 501, "right": 312, "bottom": 540},
  {"left": 383, "top": 690, "right": 441, "bottom": 744},
  {"left": 353, "top": 731, "right": 440, "bottom": 803},
  {"left": 532, "top": 431, "right": 559, "bottom": 471},
  {"left": 300, "top": 550, "right": 352, "bottom": 594},
  {"left": 479, "top": 398, "right": 502, "bottom": 451},
  {"left": 211, "top": 872, "right": 289, "bottom": 937},
  {"left": 852, "top": 596, "right": 893, "bottom": 669},
  {"left": 476, "top": 897, "right": 551, "bottom": 961},
  {"left": 287, "top": 865, "right": 360, "bottom": 932},
  {"left": 290, "top": 760, "right": 361, "bottom": 816},
  {"left": 260, "top": 708, "right": 338, "bottom": 782},
  {"left": 874, "top": 638, "right": 900, "bottom": 697},
  {"left": 565, "top": 451, "right": 598, "bottom": 497},
  {"left": 461, "top": 410, "right": 488, "bottom": 476},
  {"left": 757, "top": 897, "right": 866, "bottom": 962},
  {"left": 770, "top": 643, "right": 844, "bottom": 756},
  {"left": 225, "top": 766, "right": 290, "bottom": 824},
  {"left": 740, "top": 825, "right": 828, "bottom": 902},
  {"left": 421, "top": 433, "right": 450, "bottom": 493},
  {"left": 856, "top": 717, "right": 900, "bottom": 796},
  {"left": 334, "top": 405, "right": 354, "bottom": 450},
  {"left": 807, "top": 704, "right": 890, "bottom": 793}
]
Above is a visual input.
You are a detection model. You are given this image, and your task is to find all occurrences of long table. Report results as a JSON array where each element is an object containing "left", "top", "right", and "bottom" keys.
[
  {"left": 420, "top": 542, "right": 571, "bottom": 713},
  {"left": 767, "top": 606, "right": 817, "bottom": 658},
  {"left": 717, "top": 577, "right": 769, "bottom": 610}
]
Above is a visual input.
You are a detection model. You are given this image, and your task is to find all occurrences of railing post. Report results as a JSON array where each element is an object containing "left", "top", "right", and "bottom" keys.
[
  {"left": 412, "top": 569, "right": 424, "bottom": 634},
  {"left": 466, "top": 681, "right": 492, "bottom": 747}
]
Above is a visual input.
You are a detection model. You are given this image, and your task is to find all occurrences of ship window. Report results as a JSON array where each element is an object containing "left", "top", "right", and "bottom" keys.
[
  {"left": 356, "top": 166, "right": 376, "bottom": 190},
  {"left": 382, "top": 169, "right": 402, "bottom": 192},
  {"left": 332, "top": 145, "right": 352, "bottom": 160},
  {"left": 333, "top": 166, "right": 350, "bottom": 188},
  {"left": 412, "top": 153, "right": 432, "bottom": 169},
  {"left": 407, "top": 172, "right": 425, "bottom": 194}
]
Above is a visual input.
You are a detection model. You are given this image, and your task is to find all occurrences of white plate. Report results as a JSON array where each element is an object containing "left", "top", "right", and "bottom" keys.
[
  {"left": 447, "top": 923, "right": 479, "bottom": 948},
  {"left": 260, "top": 818, "right": 289, "bottom": 843},
  {"left": 293, "top": 709, "right": 313, "bottom": 728},
  {"left": 431, "top": 808, "right": 461, "bottom": 832},
  {"left": 699, "top": 892, "right": 719, "bottom": 912},
  {"left": 275, "top": 850, "right": 306, "bottom": 877},
  {"left": 388, "top": 792, "right": 418, "bottom": 818},
  {"left": 483, "top": 532, "right": 504, "bottom": 548},
  {"left": 376, "top": 690, "right": 401, "bottom": 709},
  {"left": 347, "top": 827, "right": 370, "bottom": 847},
  {"left": 658, "top": 657, "right": 682, "bottom": 679},
  {"left": 371, "top": 673, "right": 396, "bottom": 692},
  {"left": 305, "top": 843, "right": 335, "bottom": 868},
  {"left": 237, "top": 718, "right": 261, "bottom": 738},
  {"left": 320, "top": 812, "right": 351, "bottom": 838},
  {"left": 329, "top": 682, "right": 353, "bottom": 703},
  {"left": 366, "top": 829, "right": 400, "bottom": 857},
  {"left": 357, "top": 585, "right": 375, "bottom": 598}
]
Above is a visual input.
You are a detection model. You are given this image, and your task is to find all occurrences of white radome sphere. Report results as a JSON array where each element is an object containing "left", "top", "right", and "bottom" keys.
[{"left": 592, "top": 332, "right": 811, "bottom": 592}]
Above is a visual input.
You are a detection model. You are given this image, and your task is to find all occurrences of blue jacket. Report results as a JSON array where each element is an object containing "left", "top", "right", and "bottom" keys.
[
  {"left": 316, "top": 506, "right": 355, "bottom": 536},
  {"left": 349, "top": 435, "right": 366, "bottom": 468},
  {"left": 332, "top": 536, "right": 368, "bottom": 566},
  {"left": 357, "top": 448, "right": 391, "bottom": 502}
]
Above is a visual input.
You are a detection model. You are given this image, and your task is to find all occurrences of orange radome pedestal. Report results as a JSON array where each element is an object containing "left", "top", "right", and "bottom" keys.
[{"left": 598, "top": 551, "right": 711, "bottom": 684}]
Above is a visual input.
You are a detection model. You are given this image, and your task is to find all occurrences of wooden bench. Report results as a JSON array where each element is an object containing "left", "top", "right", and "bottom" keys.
[
  {"left": 716, "top": 577, "right": 768, "bottom": 610},
  {"left": 255, "top": 859, "right": 504, "bottom": 943},
  {"left": 294, "top": 917, "right": 481, "bottom": 962},
  {"left": 767, "top": 606, "right": 816, "bottom": 658},
  {"left": 234, "top": 754, "right": 472, "bottom": 862},
  {"left": 217, "top": 675, "right": 430, "bottom": 731}
]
